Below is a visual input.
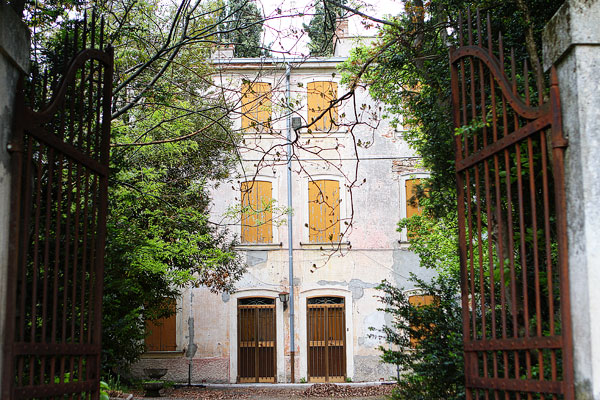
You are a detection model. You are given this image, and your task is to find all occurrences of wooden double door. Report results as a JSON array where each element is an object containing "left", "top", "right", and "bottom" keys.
[
  {"left": 307, "top": 297, "right": 346, "bottom": 382},
  {"left": 238, "top": 298, "right": 277, "bottom": 383}
]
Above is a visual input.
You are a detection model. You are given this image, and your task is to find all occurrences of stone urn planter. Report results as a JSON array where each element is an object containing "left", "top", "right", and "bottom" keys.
[{"left": 142, "top": 368, "right": 168, "bottom": 397}]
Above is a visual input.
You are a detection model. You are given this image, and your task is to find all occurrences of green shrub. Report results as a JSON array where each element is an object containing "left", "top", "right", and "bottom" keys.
[
  {"left": 100, "top": 381, "right": 110, "bottom": 400},
  {"left": 377, "top": 272, "right": 464, "bottom": 400}
]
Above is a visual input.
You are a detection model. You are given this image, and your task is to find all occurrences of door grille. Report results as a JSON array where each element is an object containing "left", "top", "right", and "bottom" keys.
[
  {"left": 307, "top": 297, "right": 346, "bottom": 382},
  {"left": 238, "top": 298, "right": 276, "bottom": 383}
]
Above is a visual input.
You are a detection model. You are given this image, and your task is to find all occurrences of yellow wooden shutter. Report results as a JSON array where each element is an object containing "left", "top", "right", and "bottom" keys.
[
  {"left": 405, "top": 178, "right": 422, "bottom": 219},
  {"left": 325, "top": 180, "right": 340, "bottom": 242},
  {"left": 308, "top": 180, "right": 320, "bottom": 243},
  {"left": 406, "top": 178, "right": 429, "bottom": 239},
  {"left": 145, "top": 299, "right": 177, "bottom": 351},
  {"left": 309, "top": 180, "right": 340, "bottom": 243},
  {"left": 408, "top": 294, "right": 436, "bottom": 307},
  {"left": 408, "top": 294, "right": 437, "bottom": 347},
  {"left": 241, "top": 181, "right": 256, "bottom": 243},
  {"left": 256, "top": 181, "right": 272, "bottom": 243},
  {"left": 307, "top": 81, "right": 338, "bottom": 132},
  {"left": 242, "top": 82, "right": 271, "bottom": 132},
  {"left": 241, "top": 181, "right": 272, "bottom": 243}
]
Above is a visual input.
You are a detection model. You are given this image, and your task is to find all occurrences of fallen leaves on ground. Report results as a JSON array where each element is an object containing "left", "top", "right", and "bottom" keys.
[
  {"left": 302, "top": 383, "right": 394, "bottom": 397},
  {"left": 131, "top": 383, "right": 395, "bottom": 399}
]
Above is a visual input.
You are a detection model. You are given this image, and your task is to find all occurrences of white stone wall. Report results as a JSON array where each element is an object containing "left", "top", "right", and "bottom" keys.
[
  {"left": 132, "top": 56, "right": 434, "bottom": 383},
  {"left": 543, "top": 1, "right": 600, "bottom": 398}
]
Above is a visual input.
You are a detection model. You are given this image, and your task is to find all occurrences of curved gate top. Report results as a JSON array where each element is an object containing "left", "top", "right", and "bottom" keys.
[
  {"left": 450, "top": 10, "right": 574, "bottom": 400},
  {"left": 3, "top": 13, "right": 113, "bottom": 399}
]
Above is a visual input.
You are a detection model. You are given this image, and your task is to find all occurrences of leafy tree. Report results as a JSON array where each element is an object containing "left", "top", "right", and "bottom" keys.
[
  {"left": 378, "top": 272, "right": 464, "bottom": 400},
  {"left": 303, "top": 0, "right": 346, "bottom": 56},
  {"left": 338, "top": 1, "right": 564, "bottom": 397},
  {"left": 219, "top": 0, "right": 265, "bottom": 57},
  {"left": 23, "top": 0, "right": 248, "bottom": 374},
  {"left": 104, "top": 108, "right": 244, "bottom": 373},
  {"left": 339, "top": 0, "right": 563, "bottom": 217},
  {"left": 372, "top": 208, "right": 464, "bottom": 400},
  {"left": 97, "top": 0, "right": 247, "bottom": 374}
]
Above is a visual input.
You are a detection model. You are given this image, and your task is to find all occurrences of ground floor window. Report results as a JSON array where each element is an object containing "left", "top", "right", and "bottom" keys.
[
  {"left": 145, "top": 299, "right": 177, "bottom": 352},
  {"left": 238, "top": 297, "right": 277, "bottom": 383},
  {"left": 307, "top": 296, "right": 346, "bottom": 382}
]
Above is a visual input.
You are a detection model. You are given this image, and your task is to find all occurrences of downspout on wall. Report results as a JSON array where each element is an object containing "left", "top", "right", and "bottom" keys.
[{"left": 285, "top": 63, "right": 295, "bottom": 383}]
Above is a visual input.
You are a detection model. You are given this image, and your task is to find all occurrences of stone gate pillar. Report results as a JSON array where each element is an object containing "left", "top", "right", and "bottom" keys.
[
  {"left": 543, "top": 1, "right": 600, "bottom": 399},
  {"left": 0, "top": 2, "right": 29, "bottom": 392}
]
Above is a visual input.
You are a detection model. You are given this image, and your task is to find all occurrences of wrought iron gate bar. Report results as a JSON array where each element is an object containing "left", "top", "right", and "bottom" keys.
[
  {"left": 467, "top": 377, "right": 563, "bottom": 394},
  {"left": 23, "top": 50, "right": 112, "bottom": 123},
  {"left": 456, "top": 116, "right": 552, "bottom": 172},
  {"left": 22, "top": 125, "right": 109, "bottom": 175},
  {"left": 13, "top": 381, "right": 99, "bottom": 398},
  {"left": 450, "top": 9, "right": 574, "bottom": 400},
  {"left": 12, "top": 343, "right": 101, "bottom": 356},
  {"left": 450, "top": 46, "right": 548, "bottom": 120},
  {"left": 463, "top": 336, "right": 563, "bottom": 352},
  {"left": 3, "top": 12, "right": 113, "bottom": 400}
]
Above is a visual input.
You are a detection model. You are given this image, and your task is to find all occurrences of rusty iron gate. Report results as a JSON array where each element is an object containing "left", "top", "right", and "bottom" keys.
[
  {"left": 450, "top": 10, "right": 574, "bottom": 399},
  {"left": 2, "top": 14, "right": 113, "bottom": 399},
  {"left": 238, "top": 298, "right": 277, "bottom": 383},
  {"left": 307, "top": 297, "right": 345, "bottom": 383}
]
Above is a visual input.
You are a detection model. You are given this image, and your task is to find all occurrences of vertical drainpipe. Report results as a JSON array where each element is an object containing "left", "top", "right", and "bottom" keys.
[{"left": 285, "top": 62, "right": 295, "bottom": 383}]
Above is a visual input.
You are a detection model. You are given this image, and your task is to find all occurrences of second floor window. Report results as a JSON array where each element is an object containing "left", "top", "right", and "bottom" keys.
[
  {"left": 405, "top": 178, "right": 428, "bottom": 239},
  {"left": 307, "top": 81, "right": 338, "bottom": 132},
  {"left": 405, "top": 178, "right": 426, "bottom": 218},
  {"left": 241, "top": 180, "right": 273, "bottom": 243},
  {"left": 241, "top": 82, "right": 271, "bottom": 132},
  {"left": 308, "top": 179, "right": 340, "bottom": 243}
]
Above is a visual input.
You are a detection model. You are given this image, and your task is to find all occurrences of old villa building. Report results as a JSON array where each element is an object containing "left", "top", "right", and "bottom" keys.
[{"left": 132, "top": 24, "right": 434, "bottom": 384}]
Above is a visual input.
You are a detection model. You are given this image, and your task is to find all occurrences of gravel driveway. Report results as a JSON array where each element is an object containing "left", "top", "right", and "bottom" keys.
[{"left": 129, "top": 382, "right": 395, "bottom": 400}]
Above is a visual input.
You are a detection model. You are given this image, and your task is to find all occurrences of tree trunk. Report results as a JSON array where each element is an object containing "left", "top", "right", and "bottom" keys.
[{"left": 514, "top": 0, "right": 542, "bottom": 80}]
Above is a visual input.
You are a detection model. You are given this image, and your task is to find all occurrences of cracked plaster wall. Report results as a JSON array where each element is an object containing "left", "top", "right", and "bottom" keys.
[
  {"left": 132, "top": 244, "right": 431, "bottom": 383},
  {"left": 130, "top": 57, "right": 432, "bottom": 384}
]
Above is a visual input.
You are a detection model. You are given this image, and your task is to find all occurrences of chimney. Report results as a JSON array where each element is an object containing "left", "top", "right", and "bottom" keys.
[
  {"left": 334, "top": 17, "right": 349, "bottom": 40},
  {"left": 212, "top": 44, "right": 235, "bottom": 59},
  {"left": 333, "top": 18, "right": 350, "bottom": 57}
]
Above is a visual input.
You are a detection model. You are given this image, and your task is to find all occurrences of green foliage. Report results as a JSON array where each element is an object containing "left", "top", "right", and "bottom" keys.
[
  {"left": 103, "top": 103, "right": 244, "bottom": 374},
  {"left": 354, "top": 3, "right": 565, "bottom": 398},
  {"left": 398, "top": 211, "right": 460, "bottom": 278},
  {"left": 224, "top": 198, "right": 291, "bottom": 227},
  {"left": 377, "top": 207, "right": 464, "bottom": 400},
  {"left": 220, "top": 0, "right": 266, "bottom": 57},
  {"left": 303, "top": 0, "right": 346, "bottom": 56},
  {"left": 339, "top": 0, "right": 563, "bottom": 218},
  {"left": 100, "top": 381, "right": 110, "bottom": 400},
  {"left": 377, "top": 272, "right": 464, "bottom": 400},
  {"left": 95, "top": 0, "right": 246, "bottom": 375}
]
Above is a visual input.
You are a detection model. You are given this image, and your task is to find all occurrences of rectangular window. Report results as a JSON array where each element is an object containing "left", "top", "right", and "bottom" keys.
[
  {"left": 405, "top": 178, "right": 425, "bottom": 218},
  {"left": 307, "top": 81, "right": 338, "bottom": 132},
  {"left": 241, "top": 82, "right": 272, "bottom": 132},
  {"left": 408, "top": 294, "right": 437, "bottom": 347},
  {"left": 405, "top": 178, "right": 428, "bottom": 238},
  {"left": 241, "top": 181, "right": 273, "bottom": 243},
  {"left": 308, "top": 179, "right": 340, "bottom": 243},
  {"left": 145, "top": 299, "right": 177, "bottom": 351}
]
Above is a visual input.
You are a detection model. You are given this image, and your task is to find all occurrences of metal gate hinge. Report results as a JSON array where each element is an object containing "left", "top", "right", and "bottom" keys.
[{"left": 6, "top": 141, "right": 22, "bottom": 153}]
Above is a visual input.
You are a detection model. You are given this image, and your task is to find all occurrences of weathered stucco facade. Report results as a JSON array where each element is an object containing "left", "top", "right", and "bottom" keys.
[{"left": 132, "top": 34, "right": 434, "bottom": 384}]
